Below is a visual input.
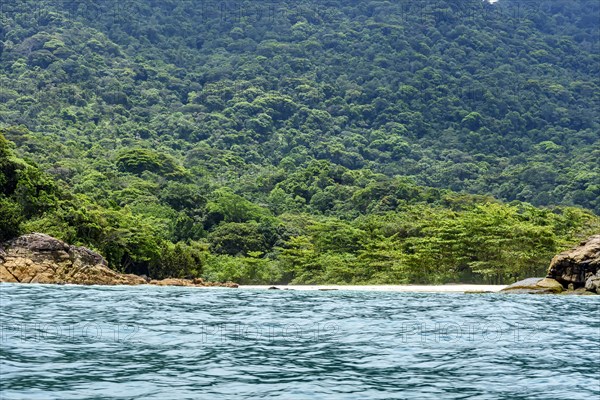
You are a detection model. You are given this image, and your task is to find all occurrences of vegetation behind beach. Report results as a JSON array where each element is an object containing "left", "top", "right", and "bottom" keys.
[{"left": 1, "top": 0, "right": 598, "bottom": 283}]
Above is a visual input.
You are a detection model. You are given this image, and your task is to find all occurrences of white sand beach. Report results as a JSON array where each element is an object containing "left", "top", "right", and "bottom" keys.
[{"left": 238, "top": 285, "right": 507, "bottom": 293}]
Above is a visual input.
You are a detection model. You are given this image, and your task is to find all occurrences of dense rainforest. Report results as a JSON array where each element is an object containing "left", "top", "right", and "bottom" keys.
[{"left": 0, "top": 0, "right": 599, "bottom": 284}]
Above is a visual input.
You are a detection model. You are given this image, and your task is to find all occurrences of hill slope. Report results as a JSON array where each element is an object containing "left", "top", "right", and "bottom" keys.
[{"left": 0, "top": 0, "right": 598, "bottom": 284}]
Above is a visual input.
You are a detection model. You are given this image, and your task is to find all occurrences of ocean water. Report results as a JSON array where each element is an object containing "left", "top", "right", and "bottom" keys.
[{"left": 0, "top": 284, "right": 598, "bottom": 400}]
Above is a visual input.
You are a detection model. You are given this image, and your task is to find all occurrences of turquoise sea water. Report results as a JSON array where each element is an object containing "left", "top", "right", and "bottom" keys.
[{"left": 0, "top": 284, "right": 598, "bottom": 399}]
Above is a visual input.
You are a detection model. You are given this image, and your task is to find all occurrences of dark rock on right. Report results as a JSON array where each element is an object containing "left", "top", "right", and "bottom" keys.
[
  {"left": 503, "top": 235, "right": 599, "bottom": 295},
  {"left": 546, "top": 235, "right": 600, "bottom": 291},
  {"left": 584, "top": 270, "right": 600, "bottom": 294}
]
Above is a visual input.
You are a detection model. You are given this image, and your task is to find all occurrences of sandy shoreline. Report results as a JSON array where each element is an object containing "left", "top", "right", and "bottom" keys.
[
  {"left": 1, "top": 283, "right": 506, "bottom": 292},
  {"left": 238, "top": 284, "right": 507, "bottom": 293}
]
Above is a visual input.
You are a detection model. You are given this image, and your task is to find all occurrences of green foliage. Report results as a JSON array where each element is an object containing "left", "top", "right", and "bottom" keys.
[
  {"left": 203, "top": 252, "right": 283, "bottom": 285},
  {"left": 0, "top": 131, "right": 61, "bottom": 238},
  {"left": 116, "top": 148, "right": 186, "bottom": 177},
  {"left": 159, "top": 182, "right": 207, "bottom": 213},
  {"left": 1, "top": 0, "right": 598, "bottom": 212},
  {"left": 149, "top": 242, "right": 204, "bottom": 280},
  {"left": 208, "top": 222, "right": 267, "bottom": 256},
  {"left": 204, "top": 188, "right": 271, "bottom": 228},
  {"left": 0, "top": 197, "right": 22, "bottom": 241}
]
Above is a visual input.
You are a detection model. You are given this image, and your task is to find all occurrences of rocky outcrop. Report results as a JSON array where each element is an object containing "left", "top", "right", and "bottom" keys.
[
  {"left": 0, "top": 233, "right": 146, "bottom": 285},
  {"left": 0, "top": 233, "right": 238, "bottom": 288},
  {"left": 546, "top": 235, "right": 600, "bottom": 290},
  {"left": 502, "top": 235, "right": 600, "bottom": 295},
  {"left": 584, "top": 270, "right": 600, "bottom": 294},
  {"left": 501, "top": 277, "right": 564, "bottom": 294}
]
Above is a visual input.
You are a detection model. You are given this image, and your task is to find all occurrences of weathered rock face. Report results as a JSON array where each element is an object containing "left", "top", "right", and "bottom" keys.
[
  {"left": 0, "top": 233, "right": 238, "bottom": 288},
  {"left": 502, "top": 235, "right": 600, "bottom": 295},
  {"left": 547, "top": 235, "right": 600, "bottom": 288},
  {"left": 0, "top": 233, "right": 146, "bottom": 285},
  {"left": 584, "top": 270, "right": 600, "bottom": 294}
]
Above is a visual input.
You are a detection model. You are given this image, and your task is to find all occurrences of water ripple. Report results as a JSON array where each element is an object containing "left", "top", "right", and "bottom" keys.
[{"left": 1, "top": 284, "right": 599, "bottom": 399}]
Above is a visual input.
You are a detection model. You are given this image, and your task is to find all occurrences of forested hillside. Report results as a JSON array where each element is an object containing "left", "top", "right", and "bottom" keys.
[{"left": 1, "top": 0, "right": 598, "bottom": 284}]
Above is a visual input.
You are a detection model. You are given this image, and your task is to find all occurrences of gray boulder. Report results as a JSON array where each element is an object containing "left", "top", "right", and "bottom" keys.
[{"left": 501, "top": 277, "right": 564, "bottom": 294}]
